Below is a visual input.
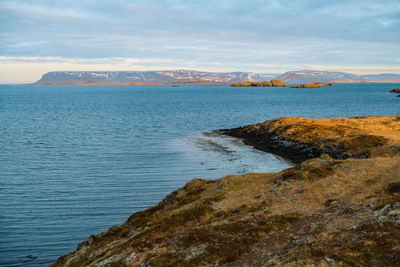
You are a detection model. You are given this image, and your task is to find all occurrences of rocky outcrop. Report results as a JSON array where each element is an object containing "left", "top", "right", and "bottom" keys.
[
  {"left": 231, "top": 80, "right": 289, "bottom": 87},
  {"left": 52, "top": 116, "right": 400, "bottom": 266},
  {"left": 389, "top": 88, "right": 400, "bottom": 93},
  {"left": 223, "top": 116, "right": 400, "bottom": 162},
  {"left": 290, "top": 82, "right": 332, "bottom": 88}
]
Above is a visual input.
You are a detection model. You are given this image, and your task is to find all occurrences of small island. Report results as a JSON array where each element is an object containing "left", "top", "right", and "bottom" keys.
[
  {"left": 231, "top": 81, "right": 334, "bottom": 88},
  {"left": 291, "top": 82, "right": 332, "bottom": 88},
  {"left": 231, "top": 80, "right": 289, "bottom": 87},
  {"left": 52, "top": 115, "right": 400, "bottom": 266},
  {"left": 389, "top": 88, "right": 400, "bottom": 98}
]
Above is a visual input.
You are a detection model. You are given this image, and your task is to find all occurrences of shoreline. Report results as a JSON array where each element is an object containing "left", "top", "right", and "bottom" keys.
[
  {"left": 26, "top": 80, "right": 400, "bottom": 86},
  {"left": 31, "top": 81, "right": 231, "bottom": 86},
  {"left": 52, "top": 115, "right": 400, "bottom": 266}
]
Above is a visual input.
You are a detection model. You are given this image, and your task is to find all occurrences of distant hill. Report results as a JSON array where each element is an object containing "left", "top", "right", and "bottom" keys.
[
  {"left": 362, "top": 73, "right": 400, "bottom": 81},
  {"left": 33, "top": 70, "right": 400, "bottom": 85},
  {"left": 33, "top": 70, "right": 277, "bottom": 85},
  {"left": 276, "top": 70, "right": 400, "bottom": 84}
]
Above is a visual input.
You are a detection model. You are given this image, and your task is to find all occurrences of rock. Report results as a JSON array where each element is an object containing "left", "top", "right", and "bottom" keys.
[
  {"left": 374, "top": 202, "right": 400, "bottom": 223},
  {"left": 390, "top": 88, "right": 400, "bottom": 93},
  {"left": 387, "top": 182, "right": 400, "bottom": 193},
  {"left": 320, "top": 153, "right": 333, "bottom": 161},
  {"left": 26, "top": 255, "right": 37, "bottom": 260},
  {"left": 325, "top": 199, "right": 337, "bottom": 207}
]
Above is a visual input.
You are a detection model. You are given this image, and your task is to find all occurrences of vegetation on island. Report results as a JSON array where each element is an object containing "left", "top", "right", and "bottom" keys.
[
  {"left": 231, "top": 80, "right": 289, "bottom": 87},
  {"left": 291, "top": 82, "right": 332, "bottom": 88},
  {"left": 52, "top": 115, "right": 400, "bottom": 266}
]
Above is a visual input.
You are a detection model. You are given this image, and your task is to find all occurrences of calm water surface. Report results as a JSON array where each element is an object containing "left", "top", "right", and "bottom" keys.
[{"left": 1, "top": 84, "right": 399, "bottom": 266}]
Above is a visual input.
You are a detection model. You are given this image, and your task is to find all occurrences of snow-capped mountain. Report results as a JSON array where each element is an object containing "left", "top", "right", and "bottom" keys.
[
  {"left": 33, "top": 70, "right": 400, "bottom": 85},
  {"left": 276, "top": 70, "right": 400, "bottom": 83},
  {"left": 34, "top": 70, "right": 278, "bottom": 84},
  {"left": 276, "top": 70, "right": 363, "bottom": 83}
]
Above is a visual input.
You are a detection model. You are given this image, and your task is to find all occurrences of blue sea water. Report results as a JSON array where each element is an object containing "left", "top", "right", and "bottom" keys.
[{"left": 0, "top": 84, "right": 399, "bottom": 266}]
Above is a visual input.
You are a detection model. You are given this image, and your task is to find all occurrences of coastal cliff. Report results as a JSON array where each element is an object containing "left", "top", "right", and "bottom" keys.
[{"left": 52, "top": 116, "right": 400, "bottom": 266}]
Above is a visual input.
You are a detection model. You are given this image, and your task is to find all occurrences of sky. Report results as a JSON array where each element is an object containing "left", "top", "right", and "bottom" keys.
[{"left": 0, "top": 0, "right": 400, "bottom": 83}]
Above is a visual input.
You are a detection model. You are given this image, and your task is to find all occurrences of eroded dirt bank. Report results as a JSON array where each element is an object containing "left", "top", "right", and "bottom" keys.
[{"left": 53, "top": 116, "right": 400, "bottom": 266}]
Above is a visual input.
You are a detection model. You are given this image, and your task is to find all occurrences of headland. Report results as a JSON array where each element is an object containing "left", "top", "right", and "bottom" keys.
[{"left": 52, "top": 116, "right": 400, "bottom": 266}]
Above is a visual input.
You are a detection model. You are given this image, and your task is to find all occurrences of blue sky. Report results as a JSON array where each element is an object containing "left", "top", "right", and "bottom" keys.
[{"left": 1, "top": 0, "right": 400, "bottom": 82}]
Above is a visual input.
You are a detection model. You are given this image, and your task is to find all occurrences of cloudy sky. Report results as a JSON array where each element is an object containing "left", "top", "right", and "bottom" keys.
[{"left": 1, "top": 0, "right": 400, "bottom": 83}]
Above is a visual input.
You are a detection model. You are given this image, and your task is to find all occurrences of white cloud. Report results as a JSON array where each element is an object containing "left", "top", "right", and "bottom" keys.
[
  {"left": 0, "top": 1, "right": 99, "bottom": 21},
  {"left": 1, "top": 1, "right": 399, "bottom": 82}
]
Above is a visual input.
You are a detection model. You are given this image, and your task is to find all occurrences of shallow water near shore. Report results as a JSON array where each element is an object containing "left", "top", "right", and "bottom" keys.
[{"left": 1, "top": 83, "right": 399, "bottom": 266}]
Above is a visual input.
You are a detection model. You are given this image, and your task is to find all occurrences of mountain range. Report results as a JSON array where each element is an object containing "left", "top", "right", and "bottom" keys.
[{"left": 33, "top": 70, "right": 400, "bottom": 85}]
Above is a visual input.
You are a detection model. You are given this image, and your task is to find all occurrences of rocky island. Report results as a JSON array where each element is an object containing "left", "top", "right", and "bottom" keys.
[
  {"left": 389, "top": 89, "right": 400, "bottom": 98},
  {"left": 231, "top": 80, "right": 289, "bottom": 87},
  {"left": 52, "top": 116, "right": 400, "bottom": 266},
  {"left": 291, "top": 82, "right": 332, "bottom": 88}
]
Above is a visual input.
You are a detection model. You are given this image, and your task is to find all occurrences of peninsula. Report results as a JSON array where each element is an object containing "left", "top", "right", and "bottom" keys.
[{"left": 52, "top": 115, "right": 400, "bottom": 266}]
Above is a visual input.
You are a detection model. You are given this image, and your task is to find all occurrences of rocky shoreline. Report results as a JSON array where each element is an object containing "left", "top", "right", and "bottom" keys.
[
  {"left": 221, "top": 116, "right": 395, "bottom": 162},
  {"left": 52, "top": 116, "right": 400, "bottom": 267},
  {"left": 221, "top": 128, "right": 345, "bottom": 163}
]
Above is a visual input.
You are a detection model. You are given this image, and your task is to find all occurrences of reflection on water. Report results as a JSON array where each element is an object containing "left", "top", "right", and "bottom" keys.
[{"left": 0, "top": 83, "right": 399, "bottom": 266}]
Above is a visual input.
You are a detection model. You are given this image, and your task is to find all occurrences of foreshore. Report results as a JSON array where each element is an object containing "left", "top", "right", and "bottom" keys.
[{"left": 52, "top": 116, "right": 400, "bottom": 266}]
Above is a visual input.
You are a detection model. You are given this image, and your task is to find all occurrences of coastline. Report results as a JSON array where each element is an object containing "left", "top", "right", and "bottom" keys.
[
  {"left": 52, "top": 115, "right": 400, "bottom": 266},
  {"left": 31, "top": 81, "right": 231, "bottom": 86},
  {"left": 221, "top": 116, "right": 398, "bottom": 163}
]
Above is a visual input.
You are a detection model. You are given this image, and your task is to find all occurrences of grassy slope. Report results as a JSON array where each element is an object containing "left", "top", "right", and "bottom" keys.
[{"left": 52, "top": 116, "right": 400, "bottom": 266}]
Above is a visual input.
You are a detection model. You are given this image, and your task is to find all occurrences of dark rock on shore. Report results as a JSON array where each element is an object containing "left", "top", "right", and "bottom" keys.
[{"left": 221, "top": 128, "right": 346, "bottom": 163}]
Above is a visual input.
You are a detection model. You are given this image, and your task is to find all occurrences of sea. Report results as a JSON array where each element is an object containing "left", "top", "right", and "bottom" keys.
[{"left": 1, "top": 83, "right": 399, "bottom": 266}]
